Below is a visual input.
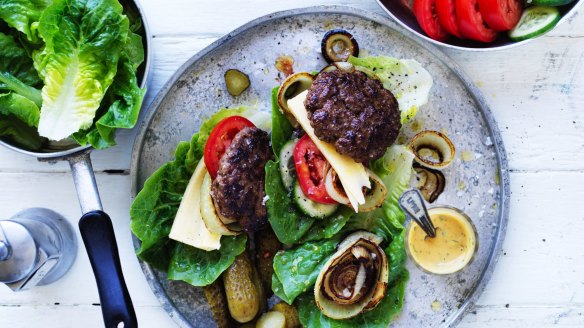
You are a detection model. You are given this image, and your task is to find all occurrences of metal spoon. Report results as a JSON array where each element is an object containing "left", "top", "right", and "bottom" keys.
[{"left": 399, "top": 189, "right": 437, "bottom": 238}]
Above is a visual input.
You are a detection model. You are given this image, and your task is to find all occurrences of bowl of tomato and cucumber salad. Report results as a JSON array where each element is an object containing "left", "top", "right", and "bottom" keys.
[{"left": 377, "top": 0, "right": 581, "bottom": 50}]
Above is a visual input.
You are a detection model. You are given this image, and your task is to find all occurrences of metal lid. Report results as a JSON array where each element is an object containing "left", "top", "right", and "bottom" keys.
[{"left": 0, "top": 221, "right": 37, "bottom": 283}]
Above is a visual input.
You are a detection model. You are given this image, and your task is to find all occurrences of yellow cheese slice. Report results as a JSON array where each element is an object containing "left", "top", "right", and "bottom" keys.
[
  {"left": 169, "top": 160, "right": 221, "bottom": 251},
  {"left": 287, "top": 90, "right": 370, "bottom": 211}
]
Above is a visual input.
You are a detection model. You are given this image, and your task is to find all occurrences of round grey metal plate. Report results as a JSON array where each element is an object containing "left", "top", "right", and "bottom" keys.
[{"left": 130, "top": 6, "right": 510, "bottom": 328}]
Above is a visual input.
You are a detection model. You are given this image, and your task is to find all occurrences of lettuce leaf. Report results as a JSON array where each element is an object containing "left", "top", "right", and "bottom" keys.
[
  {"left": 35, "top": 0, "right": 130, "bottom": 141},
  {"left": 168, "top": 234, "right": 247, "bottom": 286},
  {"left": 130, "top": 108, "right": 251, "bottom": 281},
  {"left": 272, "top": 238, "right": 340, "bottom": 304},
  {"left": 0, "top": 0, "right": 48, "bottom": 43},
  {"left": 270, "top": 87, "right": 293, "bottom": 158},
  {"left": 0, "top": 32, "right": 41, "bottom": 88},
  {"left": 348, "top": 56, "right": 432, "bottom": 124}
]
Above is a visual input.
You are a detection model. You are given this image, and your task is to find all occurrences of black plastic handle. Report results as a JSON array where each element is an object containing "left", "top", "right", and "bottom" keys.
[{"left": 79, "top": 210, "right": 138, "bottom": 328}]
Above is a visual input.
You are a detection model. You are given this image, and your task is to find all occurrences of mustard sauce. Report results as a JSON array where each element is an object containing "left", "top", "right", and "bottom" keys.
[{"left": 407, "top": 207, "right": 477, "bottom": 274}]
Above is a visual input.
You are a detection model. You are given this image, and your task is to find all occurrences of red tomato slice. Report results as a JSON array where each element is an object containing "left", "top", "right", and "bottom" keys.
[
  {"left": 456, "top": 0, "right": 498, "bottom": 42},
  {"left": 293, "top": 135, "right": 337, "bottom": 205},
  {"left": 204, "top": 115, "right": 255, "bottom": 179},
  {"left": 478, "top": 0, "right": 522, "bottom": 31},
  {"left": 436, "top": 0, "right": 463, "bottom": 38},
  {"left": 413, "top": 0, "right": 450, "bottom": 42}
]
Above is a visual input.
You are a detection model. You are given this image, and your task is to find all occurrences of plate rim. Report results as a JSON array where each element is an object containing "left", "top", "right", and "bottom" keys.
[{"left": 129, "top": 5, "right": 510, "bottom": 328}]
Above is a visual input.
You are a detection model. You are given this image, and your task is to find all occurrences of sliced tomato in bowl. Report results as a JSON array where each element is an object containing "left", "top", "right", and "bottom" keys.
[
  {"left": 456, "top": 0, "right": 499, "bottom": 42},
  {"left": 413, "top": 0, "right": 450, "bottom": 42},
  {"left": 204, "top": 115, "right": 255, "bottom": 179},
  {"left": 293, "top": 134, "right": 337, "bottom": 204},
  {"left": 478, "top": 0, "right": 523, "bottom": 31},
  {"left": 436, "top": 0, "right": 463, "bottom": 38}
]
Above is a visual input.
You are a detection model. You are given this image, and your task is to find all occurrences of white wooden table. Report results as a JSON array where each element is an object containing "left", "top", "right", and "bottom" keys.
[{"left": 1, "top": 1, "right": 583, "bottom": 327}]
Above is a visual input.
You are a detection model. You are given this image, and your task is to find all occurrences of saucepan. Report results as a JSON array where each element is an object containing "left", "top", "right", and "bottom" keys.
[{"left": 0, "top": 0, "right": 151, "bottom": 327}]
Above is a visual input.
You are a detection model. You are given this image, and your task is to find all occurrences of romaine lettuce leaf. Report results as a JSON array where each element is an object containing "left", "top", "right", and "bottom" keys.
[
  {"left": 168, "top": 234, "right": 247, "bottom": 287},
  {"left": 270, "top": 87, "right": 294, "bottom": 158},
  {"left": 0, "top": 0, "right": 48, "bottom": 43},
  {"left": 35, "top": 0, "right": 130, "bottom": 141},
  {"left": 272, "top": 238, "right": 340, "bottom": 304},
  {"left": 0, "top": 32, "right": 41, "bottom": 88},
  {"left": 130, "top": 108, "right": 252, "bottom": 280},
  {"left": 348, "top": 56, "right": 433, "bottom": 124}
]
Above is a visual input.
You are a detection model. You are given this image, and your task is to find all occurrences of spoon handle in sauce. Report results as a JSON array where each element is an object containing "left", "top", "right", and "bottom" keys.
[{"left": 399, "top": 189, "right": 437, "bottom": 238}]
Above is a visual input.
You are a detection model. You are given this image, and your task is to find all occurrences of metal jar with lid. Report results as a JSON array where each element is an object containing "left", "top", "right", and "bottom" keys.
[{"left": 0, "top": 208, "right": 77, "bottom": 291}]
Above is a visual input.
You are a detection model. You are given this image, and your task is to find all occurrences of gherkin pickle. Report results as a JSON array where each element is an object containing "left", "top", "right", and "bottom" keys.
[
  {"left": 273, "top": 302, "right": 301, "bottom": 328},
  {"left": 223, "top": 253, "right": 261, "bottom": 323},
  {"left": 225, "top": 69, "right": 250, "bottom": 96},
  {"left": 203, "top": 280, "right": 232, "bottom": 328}
]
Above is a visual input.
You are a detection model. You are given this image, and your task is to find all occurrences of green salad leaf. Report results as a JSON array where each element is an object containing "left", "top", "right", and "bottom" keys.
[
  {"left": 0, "top": 32, "right": 41, "bottom": 88},
  {"left": 130, "top": 108, "right": 253, "bottom": 282},
  {"left": 270, "top": 87, "right": 293, "bottom": 158},
  {"left": 348, "top": 56, "right": 433, "bottom": 124},
  {"left": 265, "top": 160, "right": 316, "bottom": 245},
  {"left": 0, "top": 32, "right": 43, "bottom": 150},
  {"left": 272, "top": 238, "right": 340, "bottom": 304},
  {"left": 35, "top": 0, "right": 130, "bottom": 141},
  {"left": 0, "top": 0, "right": 48, "bottom": 43},
  {"left": 168, "top": 235, "right": 247, "bottom": 286}
]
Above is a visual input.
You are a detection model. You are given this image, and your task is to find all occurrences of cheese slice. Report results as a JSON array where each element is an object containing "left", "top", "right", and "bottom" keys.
[
  {"left": 287, "top": 90, "right": 370, "bottom": 211},
  {"left": 169, "top": 160, "right": 221, "bottom": 251}
]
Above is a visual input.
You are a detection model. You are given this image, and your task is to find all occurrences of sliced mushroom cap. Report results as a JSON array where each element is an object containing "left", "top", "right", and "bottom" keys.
[
  {"left": 277, "top": 72, "right": 314, "bottom": 128},
  {"left": 321, "top": 29, "right": 360, "bottom": 64},
  {"left": 409, "top": 130, "right": 456, "bottom": 169},
  {"left": 314, "top": 231, "right": 388, "bottom": 319},
  {"left": 412, "top": 163, "right": 445, "bottom": 203}
]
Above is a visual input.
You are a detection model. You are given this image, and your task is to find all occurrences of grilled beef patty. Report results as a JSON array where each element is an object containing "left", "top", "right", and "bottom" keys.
[
  {"left": 304, "top": 70, "right": 401, "bottom": 163},
  {"left": 211, "top": 126, "right": 271, "bottom": 233}
]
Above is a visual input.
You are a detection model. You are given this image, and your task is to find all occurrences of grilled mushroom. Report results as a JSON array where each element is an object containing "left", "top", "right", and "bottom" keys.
[
  {"left": 321, "top": 29, "right": 360, "bottom": 63},
  {"left": 314, "top": 231, "right": 388, "bottom": 319}
]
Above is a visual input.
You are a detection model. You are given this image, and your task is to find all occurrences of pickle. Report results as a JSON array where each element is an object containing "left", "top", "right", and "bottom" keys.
[
  {"left": 224, "top": 69, "right": 250, "bottom": 96},
  {"left": 223, "top": 253, "right": 261, "bottom": 323},
  {"left": 255, "top": 311, "right": 286, "bottom": 328},
  {"left": 256, "top": 228, "right": 282, "bottom": 296},
  {"left": 203, "top": 280, "right": 232, "bottom": 328},
  {"left": 272, "top": 302, "right": 300, "bottom": 328}
]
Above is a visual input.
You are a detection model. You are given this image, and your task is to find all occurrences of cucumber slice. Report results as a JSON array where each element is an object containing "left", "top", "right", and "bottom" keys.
[
  {"left": 293, "top": 181, "right": 338, "bottom": 219},
  {"left": 529, "top": 0, "right": 575, "bottom": 6},
  {"left": 279, "top": 139, "right": 297, "bottom": 190},
  {"left": 509, "top": 6, "right": 561, "bottom": 42}
]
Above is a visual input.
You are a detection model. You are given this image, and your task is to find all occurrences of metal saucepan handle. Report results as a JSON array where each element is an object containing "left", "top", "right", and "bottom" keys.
[{"left": 68, "top": 151, "right": 137, "bottom": 328}]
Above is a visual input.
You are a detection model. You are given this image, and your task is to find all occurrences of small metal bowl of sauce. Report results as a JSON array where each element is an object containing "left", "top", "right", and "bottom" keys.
[{"left": 405, "top": 206, "right": 478, "bottom": 275}]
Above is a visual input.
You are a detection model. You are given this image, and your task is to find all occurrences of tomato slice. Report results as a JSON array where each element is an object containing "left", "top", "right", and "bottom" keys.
[
  {"left": 478, "top": 0, "right": 522, "bottom": 31},
  {"left": 293, "top": 134, "right": 337, "bottom": 204},
  {"left": 413, "top": 0, "right": 450, "bottom": 42},
  {"left": 456, "top": 0, "right": 499, "bottom": 42},
  {"left": 436, "top": 0, "right": 463, "bottom": 38},
  {"left": 204, "top": 115, "right": 255, "bottom": 179}
]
